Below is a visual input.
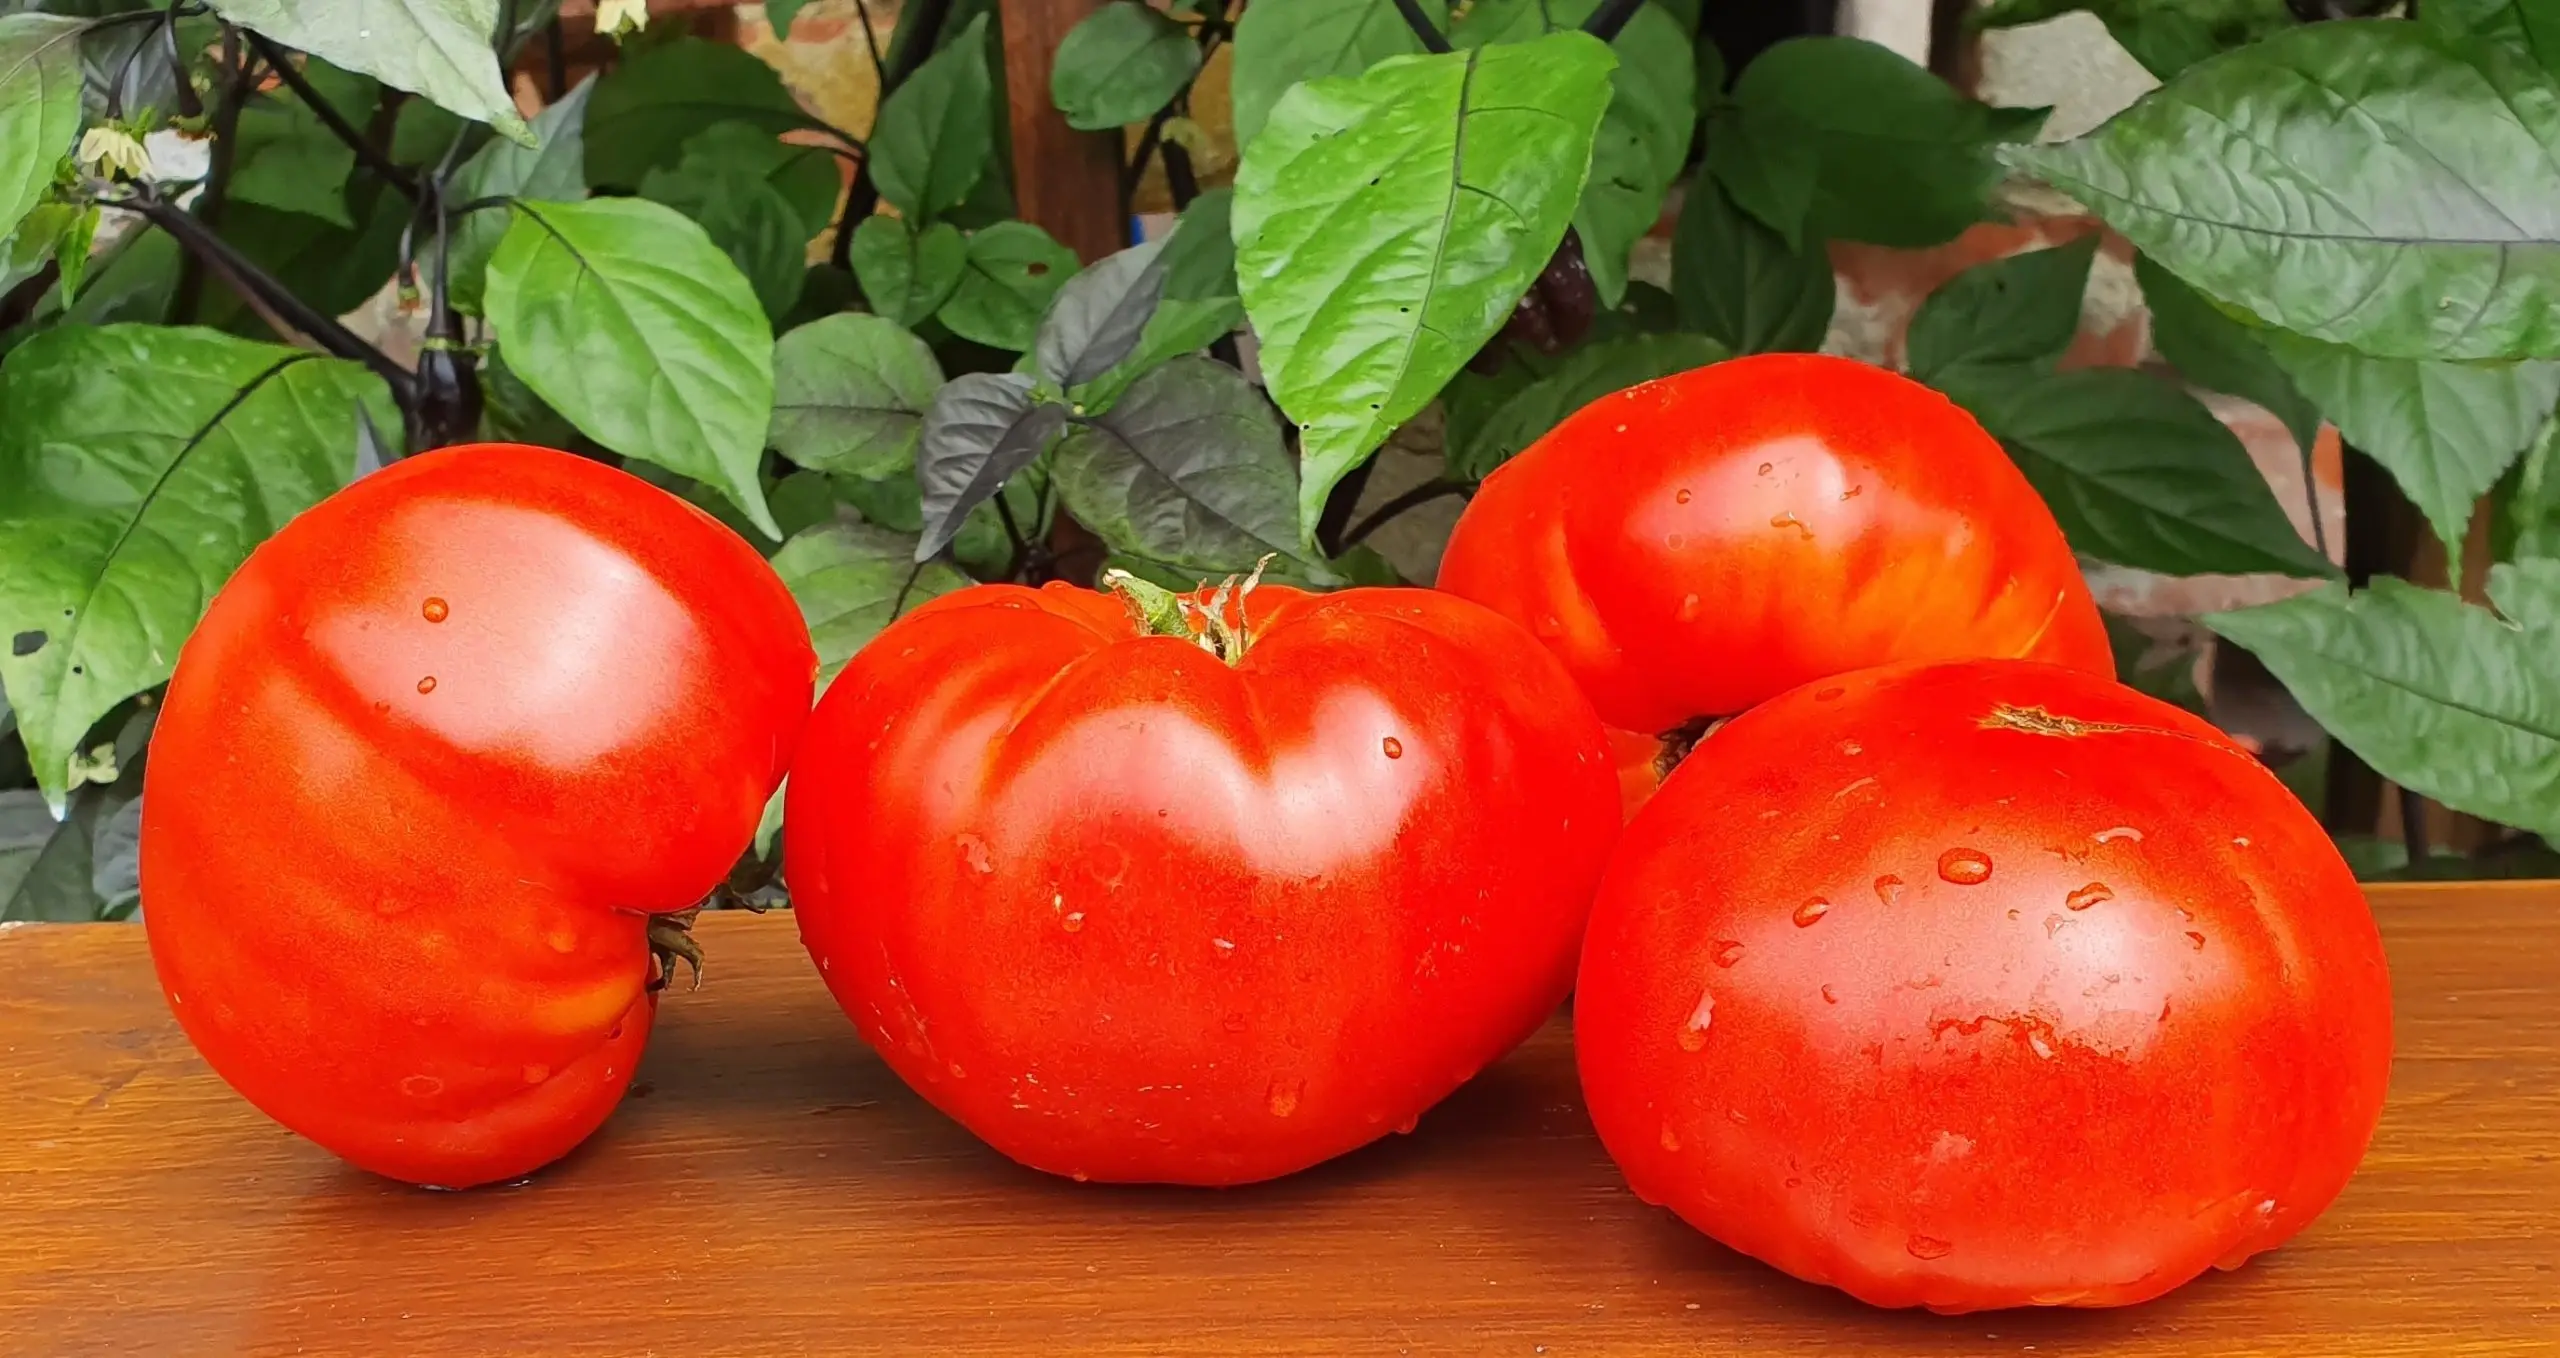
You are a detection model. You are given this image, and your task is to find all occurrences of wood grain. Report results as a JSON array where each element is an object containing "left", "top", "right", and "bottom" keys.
[
  {"left": 0, "top": 883, "right": 2551, "bottom": 1356},
  {"left": 999, "top": 0, "right": 1132, "bottom": 262}
]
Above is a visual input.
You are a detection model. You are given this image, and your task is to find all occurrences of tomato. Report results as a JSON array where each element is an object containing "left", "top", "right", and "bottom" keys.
[
  {"left": 1574, "top": 659, "right": 2392, "bottom": 1312},
  {"left": 141, "top": 444, "right": 815, "bottom": 1189},
  {"left": 785, "top": 576, "right": 1619, "bottom": 1185},
  {"left": 1436, "top": 354, "right": 2112, "bottom": 812}
]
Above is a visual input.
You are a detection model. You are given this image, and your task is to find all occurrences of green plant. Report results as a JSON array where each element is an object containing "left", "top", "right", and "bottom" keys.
[{"left": 3, "top": 0, "right": 2555, "bottom": 920}]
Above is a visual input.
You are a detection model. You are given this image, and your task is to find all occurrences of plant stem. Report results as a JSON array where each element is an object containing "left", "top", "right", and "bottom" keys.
[
  {"left": 852, "top": 0, "right": 888, "bottom": 84},
  {"left": 1390, "top": 0, "right": 1453, "bottom": 52},
  {"left": 244, "top": 33, "right": 421, "bottom": 200},
  {"left": 1341, "top": 478, "right": 1465, "bottom": 549},
  {"left": 1582, "top": 0, "right": 1644, "bottom": 41},
  {"left": 834, "top": 0, "right": 954, "bottom": 273},
  {"left": 172, "top": 27, "right": 257, "bottom": 325}
]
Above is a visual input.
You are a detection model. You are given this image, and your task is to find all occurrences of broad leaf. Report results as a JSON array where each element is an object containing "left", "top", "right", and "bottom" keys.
[
  {"left": 939, "top": 219, "right": 1080, "bottom": 352},
  {"left": 442, "top": 73, "right": 592, "bottom": 315},
  {"left": 871, "top": 13, "right": 994, "bottom": 222},
  {"left": 1905, "top": 236, "right": 2099, "bottom": 386},
  {"left": 849, "top": 216, "right": 966, "bottom": 327},
  {"left": 2500, "top": 411, "right": 2560, "bottom": 561},
  {"left": 1972, "top": 0, "right": 2298, "bottom": 80},
  {"left": 839, "top": 460, "right": 1040, "bottom": 580},
  {"left": 585, "top": 37, "right": 815, "bottom": 188},
  {"left": 2421, "top": 0, "right": 2560, "bottom": 75},
  {"left": 2016, "top": 21, "right": 2560, "bottom": 362},
  {"left": 1234, "top": 32, "right": 1618, "bottom": 542},
  {"left": 1949, "top": 367, "right": 2336, "bottom": 579},
  {"left": 770, "top": 313, "right": 945, "bottom": 478},
  {"left": 775, "top": 522, "right": 973, "bottom": 688},
  {"left": 1076, "top": 189, "right": 1245, "bottom": 408},
  {"left": 483, "top": 198, "right": 779, "bottom": 536},
  {"left": 1227, "top": 0, "right": 1442, "bottom": 154},
  {"left": 2266, "top": 332, "right": 2560, "bottom": 553},
  {"left": 2207, "top": 563, "right": 2560, "bottom": 837},
  {"left": 1052, "top": 356, "right": 1302, "bottom": 571},
  {"left": 1729, "top": 36, "right": 2046, "bottom": 249},
  {"left": 769, "top": 0, "right": 812, "bottom": 39},
  {"left": 1036, "top": 237, "right": 1167, "bottom": 388},
  {"left": 916, "top": 372, "right": 1065, "bottom": 560},
  {"left": 1704, "top": 102, "right": 1819, "bottom": 248},
  {"left": 1052, "top": 1, "right": 1199, "bottom": 130},
  {"left": 228, "top": 60, "right": 381, "bottom": 227},
  {"left": 2135, "top": 252, "right": 2321, "bottom": 460},
  {"left": 0, "top": 14, "right": 82, "bottom": 243},
  {"left": 1670, "top": 175, "right": 1833, "bottom": 355},
  {"left": 0, "top": 325, "right": 391, "bottom": 809},
  {"left": 207, "top": 0, "right": 529, "bottom": 144},
  {"left": 640, "top": 164, "right": 809, "bottom": 322},
  {"left": 90, "top": 791, "right": 138, "bottom": 915},
  {"left": 1448, "top": 333, "right": 1728, "bottom": 482},
  {"left": 667, "top": 120, "right": 841, "bottom": 243}
]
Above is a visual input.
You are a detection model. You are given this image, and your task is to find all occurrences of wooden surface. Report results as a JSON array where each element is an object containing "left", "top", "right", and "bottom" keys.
[
  {"left": 1001, "top": 0, "right": 1134, "bottom": 261},
  {"left": 0, "top": 883, "right": 2552, "bottom": 1356}
]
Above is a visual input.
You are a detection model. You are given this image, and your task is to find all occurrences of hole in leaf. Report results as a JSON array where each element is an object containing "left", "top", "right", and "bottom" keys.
[
  {"left": 10, "top": 630, "right": 43, "bottom": 657},
  {"left": 1027, "top": 262, "right": 1050, "bottom": 276}
]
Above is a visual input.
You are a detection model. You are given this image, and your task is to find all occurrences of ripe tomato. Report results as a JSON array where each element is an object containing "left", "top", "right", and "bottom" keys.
[
  {"left": 1575, "top": 659, "right": 2391, "bottom": 1312},
  {"left": 1437, "top": 354, "right": 2111, "bottom": 812},
  {"left": 786, "top": 576, "right": 1619, "bottom": 1186},
  {"left": 142, "top": 444, "right": 815, "bottom": 1189}
]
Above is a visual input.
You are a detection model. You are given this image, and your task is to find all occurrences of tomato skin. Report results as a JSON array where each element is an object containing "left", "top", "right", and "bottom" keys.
[
  {"left": 1437, "top": 354, "right": 2112, "bottom": 743},
  {"left": 786, "top": 581, "right": 1619, "bottom": 1186},
  {"left": 1575, "top": 660, "right": 2391, "bottom": 1313},
  {"left": 140, "top": 444, "right": 815, "bottom": 1189}
]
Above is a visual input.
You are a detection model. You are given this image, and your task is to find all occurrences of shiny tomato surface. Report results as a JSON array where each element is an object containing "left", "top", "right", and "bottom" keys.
[
  {"left": 142, "top": 444, "right": 815, "bottom": 1188},
  {"left": 1575, "top": 659, "right": 2392, "bottom": 1312},
  {"left": 786, "top": 580, "right": 1620, "bottom": 1185}
]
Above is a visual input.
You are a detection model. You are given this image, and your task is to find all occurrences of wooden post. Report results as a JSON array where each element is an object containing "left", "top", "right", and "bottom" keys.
[{"left": 998, "top": 0, "right": 1129, "bottom": 263}]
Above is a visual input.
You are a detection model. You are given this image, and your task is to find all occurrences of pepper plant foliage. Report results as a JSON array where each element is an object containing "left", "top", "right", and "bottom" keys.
[{"left": 2, "top": 0, "right": 2559, "bottom": 919}]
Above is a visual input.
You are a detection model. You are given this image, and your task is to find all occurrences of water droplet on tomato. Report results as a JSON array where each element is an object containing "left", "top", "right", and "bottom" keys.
[
  {"left": 2186, "top": 930, "right": 2207, "bottom": 951},
  {"left": 2094, "top": 825, "right": 2144, "bottom": 844},
  {"left": 521, "top": 1063, "right": 549, "bottom": 1084},
  {"left": 1937, "top": 848, "right": 1992, "bottom": 885},
  {"left": 1756, "top": 461, "right": 1773, "bottom": 475},
  {"left": 1072, "top": 1172, "right": 1090, "bottom": 1183},
  {"left": 1221, "top": 1013, "right": 1248, "bottom": 1033},
  {"left": 947, "top": 1062, "right": 967, "bottom": 1080},
  {"left": 1665, "top": 532, "right": 1687, "bottom": 549},
  {"left": 1819, "top": 983, "right": 1838, "bottom": 1004},
  {"left": 1677, "top": 990, "right": 1714, "bottom": 1050},
  {"left": 415, "top": 675, "right": 437, "bottom": 694},
  {"left": 400, "top": 1074, "right": 443, "bottom": 1099},
  {"left": 1873, "top": 874, "right": 1903, "bottom": 905},
  {"left": 545, "top": 925, "right": 578, "bottom": 954},
  {"left": 957, "top": 834, "right": 994, "bottom": 874},
  {"left": 1906, "top": 1234, "right": 1955, "bottom": 1261},
  {"left": 1658, "top": 1123, "right": 1681, "bottom": 1152},
  {"left": 1768, "top": 511, "right": 1811, "bottom": 539},
  {"left": 1838, "top": 739, "right": 1862, "bottom": 756},
  {"left": 1211, "top": 937, "right": 1236, "bottom": 955},
  {"left": 1677, "top": 593, "right": 1701, "bottom": 621},
  {"left": 1674, "top": 488, "right": 1692, "bottom": 504},
  {"left": 1711, "top": 940, "right": 1745, "bottom": 967},
  {"left": 421, "top": 597, "right": 448, "bottom": 623},
  {"left": 1792, "top": 898, "right": 1830, "bottom": 927},
  {"left": 2029, "top": 1032, "right": 2056, "bottom": 1060},
  {"left": 2233, "top": 835, "right": 2252, "bottom": 848},
  {"left": 1815, "top": 685, "right": 1846, "bottom": 702},
  {"left": 1267, "top": 1080, "right": 1302, "bottom": 1118},
  {"left": 1382, "top": 736, "right": 1403, "bottom": 759},
  {"left": 2045, "top": 914, "right": 2070, "bottom": 939},
  {"left": 2065, "top": 882, "right": 2113, "bottom": 912},
  {"left": 1396, "top": 1114, "right": 1419, "bottom": 1135},
  {"left": 1062, "top": 911, "right": 1086, "bottom": 933}
]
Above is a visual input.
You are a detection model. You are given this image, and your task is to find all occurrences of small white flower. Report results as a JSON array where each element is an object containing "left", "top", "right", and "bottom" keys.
[
  {"left": 77, "top": 126, "right": 152, "bottom": 182},
  {"left": 597, "top": 0, "right": 649, "bottom": 38}
]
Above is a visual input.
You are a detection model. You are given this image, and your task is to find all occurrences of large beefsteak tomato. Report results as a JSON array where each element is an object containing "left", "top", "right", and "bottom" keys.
[
  {"left": 786, "top": 576, "right": 1619, "bottom": 1186},
  {"left": 1575, "top": 659, "right": 2392, "bottom": 1312},
  {"left": 142, "top": 444, "right": 815, "bottom": 1188}
]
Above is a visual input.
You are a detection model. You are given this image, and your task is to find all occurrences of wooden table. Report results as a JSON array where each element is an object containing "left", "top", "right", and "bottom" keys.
[{"left": 1, "top": 883, "right": 2552, "bottom": 1356}]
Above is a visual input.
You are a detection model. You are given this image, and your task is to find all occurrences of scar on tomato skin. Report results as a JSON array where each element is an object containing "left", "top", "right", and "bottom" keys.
[{"left": 1978, "top": 704, "right": 2183, "bottom": 740}]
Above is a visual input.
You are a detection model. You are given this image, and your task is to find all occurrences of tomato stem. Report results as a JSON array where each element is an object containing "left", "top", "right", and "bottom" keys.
[
  {"left": 1101, "top": 556, "right": 1275, "bottom": 666},
  {"left": 647, "top": 908, "right": 705, "bottom": 992},
  {"left": 1654, "top": 714, "right": 1727, "bottom": 783}
]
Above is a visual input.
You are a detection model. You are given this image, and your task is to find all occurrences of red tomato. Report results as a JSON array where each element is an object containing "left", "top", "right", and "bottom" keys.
[
  {"left": 142, "top": 444, "right": 815, "bottom": 1188},
  {"left": 1575, "top": 660, "right": 2391, "bottom": 1312},
  {"left": 1437, "top": 354, "right": 2112, "bottom": 811},
  {"left": 785, "top": 578, "right": 1619, "bottom": 1185}
]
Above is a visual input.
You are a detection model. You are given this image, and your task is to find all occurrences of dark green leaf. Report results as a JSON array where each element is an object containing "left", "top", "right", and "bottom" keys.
[
  {"left": 2135, "top": 251, "right": 2321, "bottom": 461},
  {"left": 2499, "top": 411, "right": 2560, "bottom": 561},
  {"left": 90, "top": 791, "right": 137, "bottom": 914},
  {"left": 871, "top": 12, "right": 994, "bottom": 222},
  {"left": 938, "top": 219, "right": 1080, "bottom": 352},
  {"left": 211, "top": 187, "right": 407, "bottom": 329},
  {"left": 76, "top": 11, "right": 219, "bottom": 123},
  {"left": 205, "top": 0, "right": 529, "bottom": 143},
  {"left": 0, "top": 325, "right": 392, "bottom": 808},
  {"left": 1971, "top": 0, "right": 2298, "bottom": 81},
  {"left": 849, "top": 216, "right": 965, "bottom": 328},
  {"left": 774, "top": 521, "right": 973, "bottom": 689},
  {"left": 478, "top": 343, "right": 580, "bottom": 447},
  {"left": 1228, "top": 0, "right": 1442, "bottom": 154},
  {"left": 1670, "top": 175, "right": 1833, "bottom": 355},
  {"left": 770, "top": 312, "right": 945, "bottom": 478},
  {"left": 389, "top": 95, "right": 470, "bottom": 164},
  {"left": 0, "top": 14, "right": 83, "bottom": 243},
  {"left": 1948, "top": 366, "right": 2336, "bottom": 578},
  {"left": 2421, "top": 0, "right": 2560, "bottom": 75},
  {"left": 483, "top": 198, "right": 780, "bottom": 535},
  {"left": 1905, "top": 236, "right": 2098, "bottom": 386},
  {"left": 585, "top": 37, "right": 814, "bottom": 188},
  {"left": 1075, "top": 190, "right": 1245, "bottom": 408},
  {"left": 1052, "top": 1, "right": 1200, "bottom": 131},
  {"left": 1729, "top": 36, "right": 2046, "bottom": 248},
  {"left": 1036, "top": 236, "right": 1167, "bottom": 388},
  {"left": 640, "top": 164, "right": 809, "bottom": 322},
  {"left": 2206, "top": 563, "right": 2560, "bottom": 838},
  {"left": 838, "top": 461, "right": 1035, "bottom": 579},
  {"left": 916, "top": 371, "right": 1064, "bottom": 559},
  {"left": 668, "top": 120, "right": 841, "bottom": 244},
  {"left": 1448, "top": 332, "right": 1728, "bottom": 481},
  {"left": 442, "top": 73, "right": 592, "bottom": 315},
  {"left": 2015, "top": 21, "right": 2560, "bottom": 362},
  {"left": 1052, "top": 356, "right": 1302, "bottom": 570},
  {"left": 1704, "top": 103, "right": 1818, "bottom": 248},
  {"left": 1234, "top": 32, "right": 1619, "bottom": 543},
  {"left": 768, "top": 0, "right": 812, "bottom": 38},
  {"left": 230, "top": 76, "right": 379, "bottom": 227}
]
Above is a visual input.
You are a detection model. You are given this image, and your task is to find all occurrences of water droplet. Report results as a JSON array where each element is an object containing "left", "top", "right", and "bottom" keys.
[
  {"left": 1267, "top": 1080, "right": 1302, "bottom": 1118},
  {"left": 2065, "top": 882, "right": 2113, "bottom": 912},
  {"left": 1381, "top": 736, "right": 1403, "bottom": 759},
  {"left": 1396, "top": 1114, "right": 1419, "bottom": 1135},
  {"left": 1220, "top": 1013, "right": 1247, "bottom": 1033},
  {"left": 545, "top": 925, "right": 578, "bottom": 954},
  {"left": 1838, "top": 739, "right": 1862, "bottom": 757},
  {"left": 1937, "top": 848, "right": 1992, "bottom": 885},
  {"left": 1711, "top": 939, "right": 1745, "bottom": 967},
  {"left": 1211, "top": 937, "right": 1236, "bottom": 955},
  {"left": 2185, "top": 930, "right": 2207, "bottom": 951},
  {"left": 2175, "top": 907, "right": 2194, "bottom": 922},
  {"left": 521, "top": 1063, "right": 549, "bottom": 1084},
  {"left": 2233, "top": 835, "right": 2252, "bottom": 848},
  {"left": 1658, "top": 1123, "right": 1681, "bottom": 1151},
  {"left": 415, "top": 675, "right": 437, "bottom": 694},
  {"left": 1815, "top": 685, "right": 1846, "bottom": 702},
  {"left": 1840, "top": 484, "right": 1864, "bottom": 500},
  {"left": 1819, "top": 983, "right": 1838, "bottom": 1004},
  {"left": 958, "top": 833, "right": 994, "bottom": 874},
  {"left": 1674, "top": 488, "right": 1692, "bottom": 504},
  {"left": 1062, "top": 911, "right": 1086, "bottom": 933},
  {"left": 2094, "top": 825, "right": 2144, "bottom": 844},
  {"left": 1768, "top": 511, "right": 1812, "bottom": 539},
  {"left": 2045, "top": 913, "right": 2070, "bottom": 938},
  {"left": 2029, "top": 1033, "right": 2055, "bottom": 1060},
  {"left": 1756, "top": 461, "right": 1773, "bottom": 475},
  {"left": 421, "top": 597, "right": 448, "bottom": 623},
  {"left": 1727, "top": 1108, "right": 1749, "bottom": 1126},
  {"left": 1873, "top": 874, "right": 1903, "bottom": 905},
  {"left": 948, "top": 1062, "right": 967, "bottom": 1080},
  {"left": 1665, "top": 532, "right": 1687, "bottom": 549},
  {"left": 1677, "top": 990, "right": 1714, "bottom": 1050},
  {"left": 1072, "top": 1172, "right": 1090, "bottom": 1183},
  {"left": 1792, "top": 898, "right": 1830, "bottom": 927},
  {"left": 400, "top": 1074, "right": 443, "bottom": 1099},
  {"left": 1677, "top": 593, "right": 1701, "bottom": 621},
  {"left": 2256, "top": 1197, "right": 2277, "bottom": 1219},
  {"left": 1906, "top": 1234, "right": 1955, "bottom": 1261}
]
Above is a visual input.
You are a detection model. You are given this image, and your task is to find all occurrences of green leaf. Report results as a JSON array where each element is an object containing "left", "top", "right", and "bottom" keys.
[
  {"left": 1447, "top": 332, "right": 1728, "bottom": 482},
  {"left": 2265, "top": 332, "right": 2560, "bottom": 554},
  {"left": 1228, "top": 0, "right": 1442, "bottom": 154},
  {"left": 1234, "top": 32, "right": 1619, "bottom": 543},
  {"left": 2206, "top": 564, "right": 2560, "bottom": 838},
  {"left": 206, "top": 0, "right": 529, "bottom": 144},
  {"left": 1704, "top": 103, "right": 1819, "bottom": 249},
  {"left": 47, "top": 200, "right": 93, "bottom": 302},
  {"left": 0, "top": 14, "right": 83, "bottom": 244},
  {"left": 1075, "top": 189, "right": 1244, "bottom": 409},
  {"left": 2135, "top": 252, "right": 2321, "bottom": 461},
  {"left": 916, "top": 371, "right": 1065, "bottom": 559},
  {"left": 770, "top": 312, "right": 945, "bottom": 478},
  {"left": 389, "top": 94, "right": 470, "bottom": 164},
  {"left": 1052, "top": 1, "right": 1200, "bottom": 131},
  {"left": 667, "top": 120, "right": 841, "bottom": 244},
  {"left": 441, "top": 72, "right": 592, "bottom": 315},
  {"left": 585, "top": 37, "right": 815, "bottom": 188},
  {"left": 2501, "top": 410, "right": 2560, "bottom": 561},
  {"left": 1972, "top": 0, "right": 2299, "bottom": 81},
  {"left": 1052, "top": 356, "right": 1303, "bottom": 571},
  {"left": 768, "top": 0, "right": 812, "bottom": 39},
  {"left": 774, "top": 521, "right": 972, "bottom": 689},
  {"left": 1905, "top": 236, "right": 2098, "bottom": 386},
  {"left": 483, "top": 198, "right": 780, "bottom": 536},
  {"left": 849, "top": 216, "right": 965, "bottom": 328},
  {"left": 0, "top": 325, "right": 392, "bottom": 809},
  {"left": 229, "top": 76, "right": 379, "bottom": 227},
  {"left": 838, "top": 461, "right": 1035, "bottom": 579},
  {"left": 1036, "top": 237, "right": 1167, "bottom": 388},
  {"left": 1729, "top": 36, "right": 2046, "bottom": 249},
  {"left": 871, "top": 12, "right": 994, "bottom": 222},
  {"left": 1948, "top": 366, "right": 2336, "bottom": 579},
  {"left": 640, "top": 164, "right": 809, "bottom": 322},
  {"left": 210, "top": 188, "right": 407, "bottom": 329},
  {"left": 2421, "top": 0, "right": 2560, "bottom": 75},
  {"left": 2015, "top": 21, "right": 2560, "bottom": 363},
  {"left": 938, "top": 219, "right": 1081, "bottom": 352},
  {"left": 1670, "top": 175, "right": 1833, "bottom": 355}
]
